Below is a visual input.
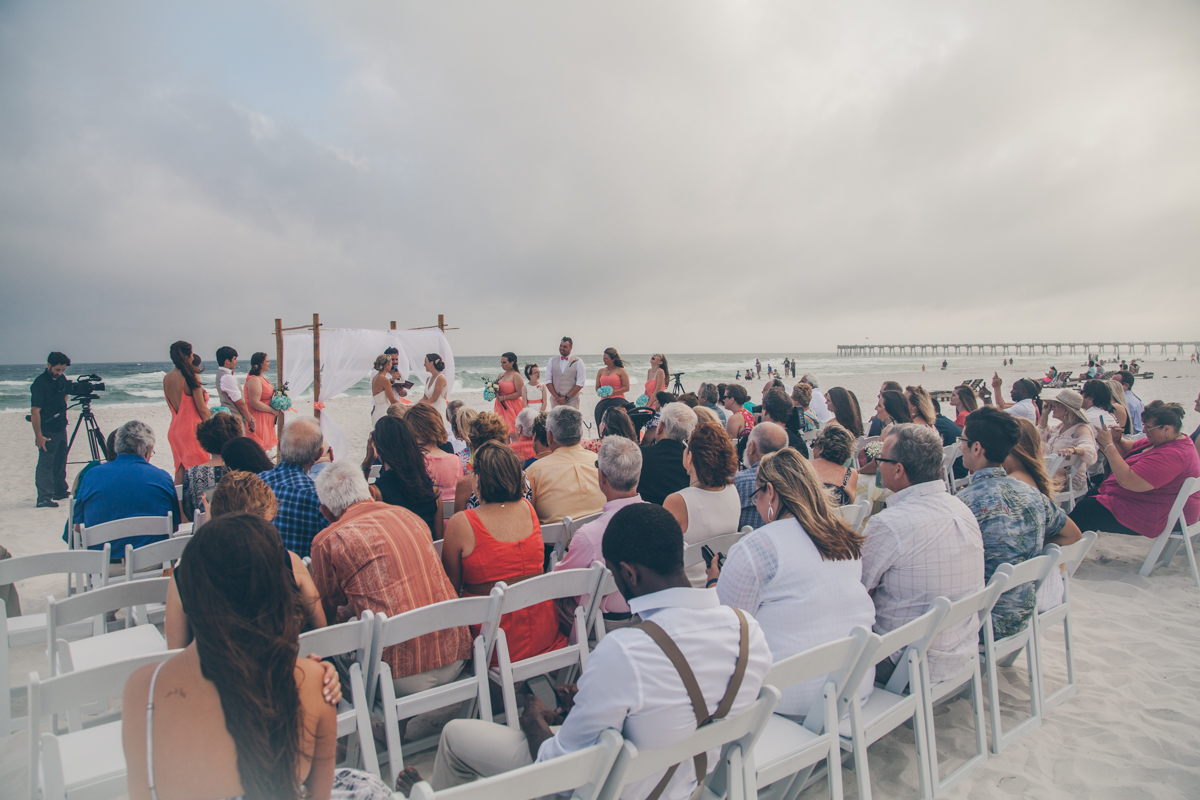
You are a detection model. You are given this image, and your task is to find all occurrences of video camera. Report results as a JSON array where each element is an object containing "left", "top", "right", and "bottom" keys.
[{"left": 67, "top": 374, "right": 106, "bottom": 401}]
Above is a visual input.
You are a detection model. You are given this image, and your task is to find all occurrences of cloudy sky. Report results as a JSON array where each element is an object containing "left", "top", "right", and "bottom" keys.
[{"left": 1, "top": 0, "right": 1197, "bottom": 364}]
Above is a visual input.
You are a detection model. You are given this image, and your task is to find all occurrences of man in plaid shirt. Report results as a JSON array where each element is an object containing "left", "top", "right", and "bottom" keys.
[{"left": 259, "top": 417, "right": 328, "bottom": 558}]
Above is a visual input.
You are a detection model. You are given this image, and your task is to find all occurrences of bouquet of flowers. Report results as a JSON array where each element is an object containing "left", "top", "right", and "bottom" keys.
[
  {"left": 635, "top": 393, "right": 650, "bottom": 408},
  {"left": 597, "top": 386, "right": 613, "bottom": 399},
  {"left": 481, "top": 377, "right": 499, "bottom": 402},
  {"left": 270, "top": 382, "right": 293, "bottom": 412},
  {"left": 864, "top": 441, "right": 885, "bottom": 461},
  {"left": 209, "top": 405, "right": 231, "bottom": 416}
]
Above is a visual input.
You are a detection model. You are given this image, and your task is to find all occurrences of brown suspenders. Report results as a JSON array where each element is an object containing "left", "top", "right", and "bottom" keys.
[{"left": 635, "top": 608, "right": 750, "bottom": 800}]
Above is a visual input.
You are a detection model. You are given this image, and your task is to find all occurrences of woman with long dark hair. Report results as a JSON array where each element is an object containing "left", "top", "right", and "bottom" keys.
[
  {"left": 365, "top": 415, "right": 442, "bottom": 539},
  {"left": 124, "top": 513, "right": 390, "bottom": 800},
  {"left": 824, "top": 386, "right": 864, "bottom": 439},
  {"left": 420, "top": 353, "right": 449, "bottom": 418},
  {"left": 243, "top": 352, "right": 282, "bottom": 453},
  {"left": 594, "top": 347, "right": 631, "bottom": 429},
  {"left": 164, "top": 340, "right": 211, "bottom": 481},
  {"left": 644, "top": 353, "right": 670, "bottom": 405},
  {"left": 493, "top": 352, "right": 524, "bottom": 436}
]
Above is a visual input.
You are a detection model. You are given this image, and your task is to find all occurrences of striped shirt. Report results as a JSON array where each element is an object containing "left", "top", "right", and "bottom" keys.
[{"left": 309, "top": 501, "right": 470, "bottom": 679}]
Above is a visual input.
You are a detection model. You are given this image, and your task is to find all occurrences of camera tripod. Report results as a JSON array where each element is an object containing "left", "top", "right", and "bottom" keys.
[
  {"left": 67, "top": 398, "right": 108, "bottom": 464},
  {"left": 671, "top": 372, "right": 686, "bottom": 395}
]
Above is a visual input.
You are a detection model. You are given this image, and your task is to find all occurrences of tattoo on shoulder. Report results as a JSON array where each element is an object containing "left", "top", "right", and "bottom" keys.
[{"left": 166, "top": 687, "right": 186, "bottom": 699}]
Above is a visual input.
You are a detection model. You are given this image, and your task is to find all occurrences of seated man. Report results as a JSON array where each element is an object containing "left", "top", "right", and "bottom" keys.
[
  {"left": 956, "top": 407, "right": 1081, "bottom": 639},
  {"left": 258, "top": 417, "right": 328, "bottom": 558},
  {"left": 861, "top": 424, "right": 983, "bottom": 684},
  {"left": 734, "top": 422, "right": 788, "bottom": 529},
  {"left": 637, "top": 402, "right": 696, "bottom": 505},
  {"left": 398, "top": 503, "right": 771, "bottom": 797},
  {"left": 990, "top": 376, "right": 1040, "bottom": 422},
  {"left": 525, "top": 406, "right": 605, "bottom": 524},
  {"left": 553, "top": 436, "right": 645, "bottom": 630},
  {"left": 74, "top": 420, "right": 179, "bottom": 553},
  {"left": 312, "top": 459, "right": 471, "bottom": 699}
]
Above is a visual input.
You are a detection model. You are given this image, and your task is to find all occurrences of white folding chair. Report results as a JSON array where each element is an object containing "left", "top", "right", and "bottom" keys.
[
  {"left": 368, "top": 464, "right": 382, "bottom": 482},
  {"left": 1036, "top": 532, "right": 1097, "bottom": 711},
  {"left": 683, "top": 529, "right": 751, "bottom": 573},
  {"left": 597, "top": 685, "right": 782, "bottom": 800},
  {"left": 491, "top": 564, "right": 608, "bottom": 730},
  {"left": 919, "top": 570, "right": 1012, "bottom": 797},
  {"left": 27, "top": 650, "right": 179, "bottom": 800},
  {"left": 443, "top": 499, "right": 455, "bottom": 520},
  {"left": 941, "top": 445, "right": 960, "bottom": 493},
  {"left": 1043, "top": 453, "right": 1065, "bottom": 480},
  {"left": 542, "top": 515, "right": 589, "bottom": 569},
  {"left": 191, "top": 508, "right": 207, "bottom": 532},
  {"left": 1134, "top": 476, "right": 1200, "bottom": 588},
  {"left": 838, "top": 600, "right": 950, "bottom": 800},
  {"left": 755, "top": 629, "right": 872, "bottom": 800},
  {"left": 47, "top": 578, "right": 170, "bottom": 678},
  {"left": 407, "top": 728, "right": 623, "bottom": 800},
  {"left": 375, "top": 588, "right": 505, "bottom": 781},
  {"left": 835, "top": 502, "right": 870, "bottom": 534},
  {"left": 1, "top": 548, "right": 110, "bottom": 737},
  {"left": 564, "top": 512, "right": 602, "bottom": 546},
  {"left": 123, "top": 536, "right": 191, "bottom": 625},
  {"left": 980, "top": 553, "right": 1057, "bottom": 753},
  {"left": 77, "top": 515, "right": 172, "bottom": 553},
  {"left": 298, "top": 611, "right": 378, "bottom": 774}
]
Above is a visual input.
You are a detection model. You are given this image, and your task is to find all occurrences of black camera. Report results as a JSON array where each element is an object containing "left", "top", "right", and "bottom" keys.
[{"left": 67, "top": 374, "right": 106, "bottom": 400}]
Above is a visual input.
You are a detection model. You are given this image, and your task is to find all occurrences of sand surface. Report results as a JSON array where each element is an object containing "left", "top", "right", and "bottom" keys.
[{"left": 2, "top": 357, "right": 1198, "bottom": 797}]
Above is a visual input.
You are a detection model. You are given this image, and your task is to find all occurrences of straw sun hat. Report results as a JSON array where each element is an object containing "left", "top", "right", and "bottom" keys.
[{"left": 1045, "top": 388, "right": 1089, "bottom": 425}]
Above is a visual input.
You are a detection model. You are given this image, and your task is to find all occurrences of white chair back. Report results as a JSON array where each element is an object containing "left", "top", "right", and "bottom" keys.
[
  {"left": 836, "top": 501, "right": 870, "bottom": 534},
  {"left": 299, "top": 612, "right": 378, "bottom": 774},
  {"left": 79, "top": 515, "right": 172, "bottom": 549},
  {"left": 408, "top": 729, "right": 624, "bottom": 800},
  {"left": 28, "top": 650, "right": 180, "bottom": 800},
  {"left": 123, "top": 536, "right": 190, "bottom": 581},
  {"left": 683, "top": 530, "right": 749, "bottom": 569},
  {"left": 443, "top": 499, "right": 455, "bottom": 520},
  {"left": 368, "top": 464, "right": 382, "bottom": 482},
  {"left": 47, "top": 578, "right": 170, "bottom": 676},
  {"left": 192, "top": 508, "right": 207, "bottom": 532},
  {"left": 597, "top": 686, "right": 782, "bottom": 800},
  {"left": 1137, "top": 476, "right": 1200, "bottom": 587}
]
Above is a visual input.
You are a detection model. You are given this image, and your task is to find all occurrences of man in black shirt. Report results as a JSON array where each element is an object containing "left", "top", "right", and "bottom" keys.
[{"left": 32, "top": 351, "right": 71, "bottom": 507}]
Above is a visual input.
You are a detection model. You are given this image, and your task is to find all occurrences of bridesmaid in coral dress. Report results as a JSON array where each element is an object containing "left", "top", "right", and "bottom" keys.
[
  {"left": 644, "top": 353, "right": 670, "bottom": 408},
  {"left": 163, "top": 341, "right": 211, "bottom": 482},
  {"left": 493, "top": 352, "right": 524, "bottom": 436},
  {"left": 594, "top": 347, "right": 631, "bottom": 429},
  {"left": 243, "top": 352, "right": 282, "bottom": 453},
  {"left": 441, "top": 442, "right": 566, "bottom": 663}
]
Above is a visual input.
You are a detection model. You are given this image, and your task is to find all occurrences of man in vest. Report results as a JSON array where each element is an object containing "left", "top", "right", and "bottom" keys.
[
  {"left": 545, "top": 336, "right": 586, "bottom": 409},
  {"left": 216, "top": 346, "right": 255, "bottom": 434}
]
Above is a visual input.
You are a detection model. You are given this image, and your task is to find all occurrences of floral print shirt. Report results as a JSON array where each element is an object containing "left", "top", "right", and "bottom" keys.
[{"left": 956, "top": 467, "right": 1066, "bottom": 639}]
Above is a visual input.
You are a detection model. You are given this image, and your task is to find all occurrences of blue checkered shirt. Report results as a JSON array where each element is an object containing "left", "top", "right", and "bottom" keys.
[
  {"left": 258, "top": 462, "right": 328, "bottom": 558},
  {"left": 734, "top": 465, "right": 765, "bottom": 529}
]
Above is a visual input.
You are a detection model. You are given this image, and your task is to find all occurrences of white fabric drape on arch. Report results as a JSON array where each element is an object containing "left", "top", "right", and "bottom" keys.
[{"left": 280, "top": 328, "right": 455, "bottom": 461}]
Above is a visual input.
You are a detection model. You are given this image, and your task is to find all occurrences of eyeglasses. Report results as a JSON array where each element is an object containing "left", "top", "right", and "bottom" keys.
[
  {"left": 875, "top": 457, "right": 902, "bottom": 465},
  {"left": 1143, "top": 423, "right": 1162, "bottom": 432},
  {"left": 750, "top": 484, "right": 769, "bottom": 499},
  {"left": 957, "top": 436, "right": 971, "bottom": 445}
]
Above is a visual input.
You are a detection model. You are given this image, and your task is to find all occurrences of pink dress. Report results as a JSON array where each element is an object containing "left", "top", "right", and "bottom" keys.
[
  {"left": 425, "top": 450, "right": 466, "bottom": 501},
  {"left": 598, "top": 374, "right": 626, "bottom": 397},
  {"left": 244, "top": 374, "right": 278, "bottom": 452},
  {"left": 167, "top": 386, "right": 210, "bottom": 473},
  {"left": 494, "top": 379, "right": 521, "bottom": 434}
]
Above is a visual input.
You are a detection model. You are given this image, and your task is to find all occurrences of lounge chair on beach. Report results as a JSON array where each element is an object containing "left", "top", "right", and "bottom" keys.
[{"left": 968, "top": 378, "right": 984, "bottom": 391}]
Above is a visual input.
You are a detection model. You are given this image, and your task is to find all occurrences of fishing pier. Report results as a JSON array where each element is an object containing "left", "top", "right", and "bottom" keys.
[{"left": 836, "top": 341, "right": 1199, "bottom": 357}]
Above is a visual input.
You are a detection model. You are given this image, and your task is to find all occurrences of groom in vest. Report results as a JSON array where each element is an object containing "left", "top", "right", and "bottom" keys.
[{"left": 545, "top": 337, "right": 585, "bottom": 409}]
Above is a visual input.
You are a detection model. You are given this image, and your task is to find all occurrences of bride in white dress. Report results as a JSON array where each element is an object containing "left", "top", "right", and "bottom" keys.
[
  {"left": 419, "top": 353, "right": 449, "bottom": 419},
  {"left": 370, "top": 354, "right": 400, "bottom": 425}
]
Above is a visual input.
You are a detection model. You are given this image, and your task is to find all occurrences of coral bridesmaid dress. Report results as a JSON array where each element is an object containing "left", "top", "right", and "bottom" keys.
[
  {"left": 167, "top": 388, "right": 210, "bottom": 474},
  {"left": 494, "top": 379, "right": 521, "bottom": 434},
  {"left": 245, "top": 375, "right": 279, "bottom": 452}
]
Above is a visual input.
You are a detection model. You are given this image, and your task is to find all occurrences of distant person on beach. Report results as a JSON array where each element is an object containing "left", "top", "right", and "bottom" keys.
[
  {"left": 545, "top": 336, "right": 585, "bottom": 409},
  {"left": 215, "top": 346, "right": 255, "bottom": 435},
  {"left": 942, "top": 360, "right": 948, "bottom": 370},
  {"left": 791, "top": 359, "right": 796, "bottom": 378},
  {"left": 164, "top": 340, "right": 212, "bottom": 480},
  {"left": 31, "top": 351, "right": 71, "bottom": 508},
  {"left": 755, "top": 358, "right": 761, "bottom": 377},
  {"left": 243, "top": 352, "right": 282, "bottom": 453}
]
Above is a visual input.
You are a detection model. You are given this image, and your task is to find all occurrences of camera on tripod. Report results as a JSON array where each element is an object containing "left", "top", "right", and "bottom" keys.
[{"left": 67, "top": 374, "right": 106, "bottom": 401}]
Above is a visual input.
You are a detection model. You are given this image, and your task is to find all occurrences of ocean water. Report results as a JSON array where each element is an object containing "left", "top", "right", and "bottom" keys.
[{"left": 0, "top": 351, "right": 1102, "bottom": 413}]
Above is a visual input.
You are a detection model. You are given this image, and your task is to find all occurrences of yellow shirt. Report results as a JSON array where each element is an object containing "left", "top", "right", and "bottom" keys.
[{"left": 525, "top": 443, "right": 606, "bottom": 524}]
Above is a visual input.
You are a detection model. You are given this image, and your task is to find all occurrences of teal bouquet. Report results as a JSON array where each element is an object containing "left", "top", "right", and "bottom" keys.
[
  {"left": 209, "top": 405, "right": 231, "bottom": 415},
  {"left": 270, "top": 382, "right": 293, "bottom": 411},
  {"left": 597, "top": 386, "right": 613, "bottom": 399},
  {"left": 635, "top": 394, "right": 650, "bottom": 408},
  {"left": 482, "top": 377, "right": 499, "bottom": 402}
]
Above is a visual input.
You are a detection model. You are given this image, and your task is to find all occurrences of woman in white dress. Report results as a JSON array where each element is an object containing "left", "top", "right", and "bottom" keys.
[
  {"left": 420, "top": 353, "right": 449, "bottom": 419},
  {"left": 522, "top": 363, "right": 547, "bottom": 412},
  {"left": 370, "top": 354, "right": 399, "bottom": 425},
  {"left": 663, "top": 420, "right": 741, "bottom": 588}
]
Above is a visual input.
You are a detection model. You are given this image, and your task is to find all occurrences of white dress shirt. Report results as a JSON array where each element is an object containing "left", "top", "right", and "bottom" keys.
[
  {"left": 545, "top": 356, "right": 588, "bottom": 387},
  {"left": 809, "top": 388, "right": 833, "bottom": 424},
  {"left": 217, "top": 366, "right": 243, "bottom": 403},
  {"left": 716, "top": 517, "right": 876, "bottom": 716},
  {"left": 537, "top": 587, "right": 772, "bottom": 800},
  {"left": 860, "top": 480, "right": 985, "bottom": 682},
  {"left": 1005, "top": 398, "right": 1038, "bottom": 422}
]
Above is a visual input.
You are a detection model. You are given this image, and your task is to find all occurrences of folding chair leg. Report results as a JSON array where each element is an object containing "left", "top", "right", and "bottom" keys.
[
  {"left": 847, "top": 699, "right": 873, "bottom": 800},
  {"left": 1043, "top": 613, "right": 1078, "bottom": 711},
  {"left": 1183, "top": 529, "right": 1200, "bottom": 589}
]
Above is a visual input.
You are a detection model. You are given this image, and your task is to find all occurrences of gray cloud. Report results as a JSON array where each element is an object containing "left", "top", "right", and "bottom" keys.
[{"left": 1, "top": 0, "right": 1197, "bottom": 364}]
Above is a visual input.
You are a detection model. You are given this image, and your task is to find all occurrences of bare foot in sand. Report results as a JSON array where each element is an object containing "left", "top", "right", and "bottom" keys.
[{"left": 395, "top": 766, "right": 422, "bottom": 797}]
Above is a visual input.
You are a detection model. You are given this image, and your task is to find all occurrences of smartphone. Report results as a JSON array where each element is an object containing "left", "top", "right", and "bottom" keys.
[
  {"left": 701, "top": 546, "right": 725, "bottom": 571},
  {"left": 527, "top": 674, "right": 557, "bottom": 710}
]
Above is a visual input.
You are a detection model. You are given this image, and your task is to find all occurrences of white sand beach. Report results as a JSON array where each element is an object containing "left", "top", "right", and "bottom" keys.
[{"left": 3, "top": 357, "right": 1199, "bottom": 797}]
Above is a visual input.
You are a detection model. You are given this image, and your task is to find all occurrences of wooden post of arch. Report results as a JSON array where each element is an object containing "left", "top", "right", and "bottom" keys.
[{"left": 274, "top": 318, "right": 284, "bottom": 443}]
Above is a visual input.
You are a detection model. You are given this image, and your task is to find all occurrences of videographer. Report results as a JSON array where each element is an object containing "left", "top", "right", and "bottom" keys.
[{"left": 32, "top": 351, "right": 71, "bottom": 508}]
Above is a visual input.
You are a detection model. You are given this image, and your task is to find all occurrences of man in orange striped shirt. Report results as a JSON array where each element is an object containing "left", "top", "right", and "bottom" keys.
[{"left": 312, "top": 460, "right": 470, "bottom": 698}]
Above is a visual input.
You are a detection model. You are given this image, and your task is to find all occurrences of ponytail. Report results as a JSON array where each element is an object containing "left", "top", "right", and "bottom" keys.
[{"left": 170, "top": 341, "right": 201, "bottom": 391}]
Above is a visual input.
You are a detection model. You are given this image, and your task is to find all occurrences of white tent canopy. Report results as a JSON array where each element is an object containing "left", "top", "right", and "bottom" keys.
[{"left": 281, "top": 327, "right": 455, "bottom": 460}]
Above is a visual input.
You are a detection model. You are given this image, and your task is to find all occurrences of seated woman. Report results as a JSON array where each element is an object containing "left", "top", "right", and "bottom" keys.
[
  {"left": 1081, "top": 379, "right": 1127, "bottom": 433},
  {"left": 825, "top": 387, "right": 864, "bottom": 439},
  {"left": 904, "top": 385, "right": 938, "bottom": 427},
  {"left": 868, "top": 381, "right": 904, "bottom": 436},
  {"left": 181, "top": 413, "right": 243, "bottom": 522},
  {"left": 510, "top": 407, "right": 539, "bottom": 461},
  {"left": 810, "top": 423, "right": 859, "bottom": 506},
  {"left": 1038, "top": 388, "right": 1097, "bottom": 496},
  {"left": 527, "top": 412, "right": 551, "bottom": 467},
  {"left": 441, "top": 441, "right": 567, "bottom": 662},
  {"left": 365, "top": 416, "right": 442, "bottom": 539},
  {"left": 721, "top": 384, "right": 754, "bottom": 441},
  {"left": 1070, "top": 401, "right": 1200, "bottom": 539},
  {"left": 453, "top": 406, "right": 479, "bottom": 473},
  {"left": 221, "top": 436, "right": 275, "bottom": 473},
  {"left": 454, "top": 412, "right": 533, "bottom": 513},
  {"left": 860, "top": 391, "right": 912, "bottom": 475},
  {"left": 599, "top": 406, "right": 639, "bottom": 444},
  {"left": 126, "top": 514, "right": 383, "bottom": 800},
  {"left": 663, "top": 421, "right": 741, "bottom": 588},
  {"left": 405, "top": 402, "right": 463, "bottom": 504},
  {"left": 1106, "top": 378, "right": 1133, "bottom": 433},
  {"left": 791, "top": 382, "right": 820, "bottom": 432},
  {"left": 707, "top": 448, "right": 875, "bottom": 717},
  {"left": 949, "top": 385, "right": 978, "bottom": 428}
]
